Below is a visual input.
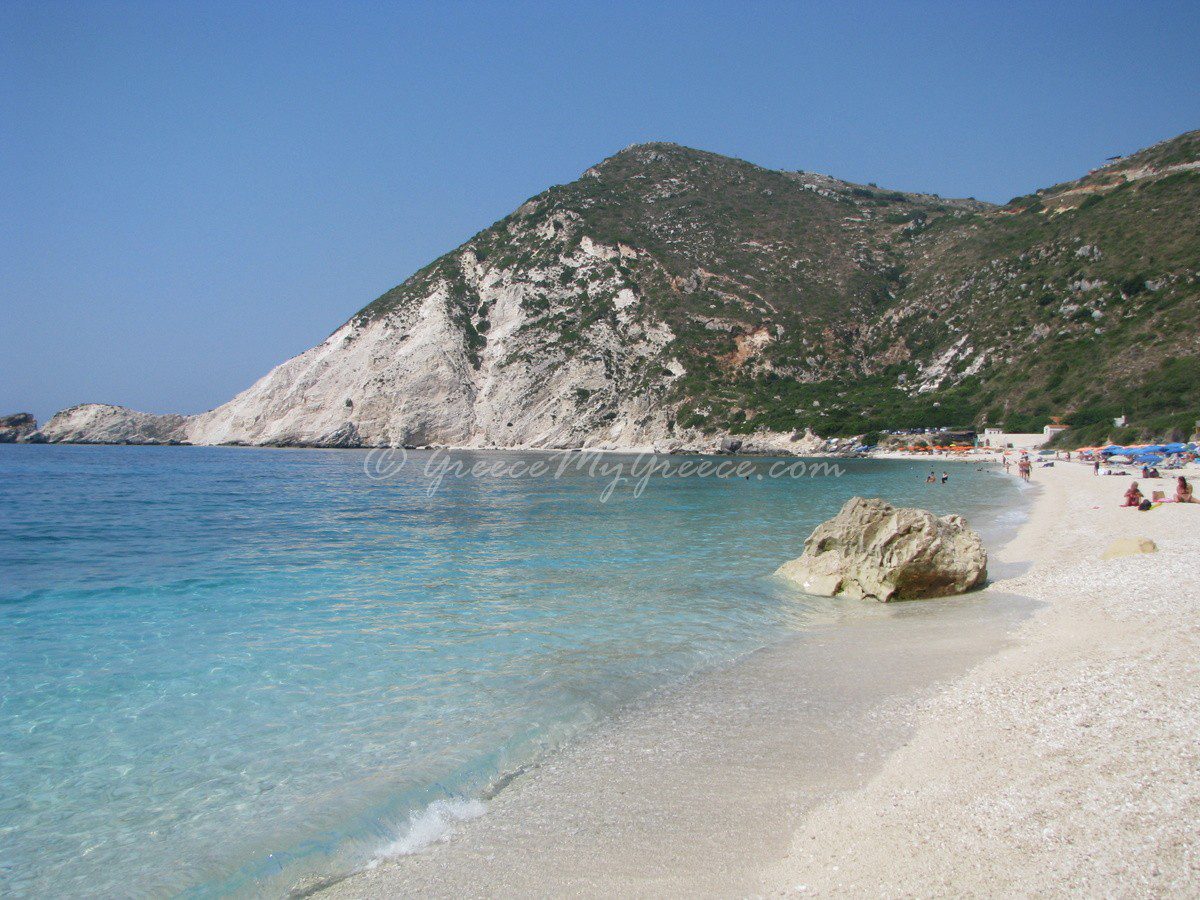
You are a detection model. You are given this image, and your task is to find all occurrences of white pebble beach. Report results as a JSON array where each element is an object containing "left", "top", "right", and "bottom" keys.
[{"left": 766, "top": 457, "right": 1200, "bottom": 895}]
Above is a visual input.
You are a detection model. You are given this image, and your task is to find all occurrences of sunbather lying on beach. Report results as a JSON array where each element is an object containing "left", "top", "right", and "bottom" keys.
[{"left": 1123, "top": 482, "right": 1144, "bottom": 507}]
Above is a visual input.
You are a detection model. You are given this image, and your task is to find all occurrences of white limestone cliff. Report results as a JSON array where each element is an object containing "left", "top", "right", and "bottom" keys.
[{"left": 41, "top": 224, "right": 697, "bottom": 450}]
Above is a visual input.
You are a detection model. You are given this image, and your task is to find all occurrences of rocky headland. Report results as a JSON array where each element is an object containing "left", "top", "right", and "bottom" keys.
[{"left": 0, "top": 413, "right": 40, "bottom": 443}]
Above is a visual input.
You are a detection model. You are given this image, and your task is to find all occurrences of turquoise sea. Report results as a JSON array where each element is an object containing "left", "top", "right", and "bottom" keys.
[{"left": 0, "top": 446, "right": 1026, "bottom": 896}]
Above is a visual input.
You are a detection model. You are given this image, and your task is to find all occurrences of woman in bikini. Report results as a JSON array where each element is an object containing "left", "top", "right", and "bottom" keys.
[
  {"left": 1175, "top": 476, "right": 1196, "bottom": 503},
  {"left": 1123, "top": 481, "right": 1144, "bottom": 507}
]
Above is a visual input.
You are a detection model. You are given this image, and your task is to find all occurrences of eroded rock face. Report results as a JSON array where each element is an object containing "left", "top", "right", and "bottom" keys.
[
  {"left": 39, "top": 404, "right": 188, "bottom": 445},
  {"left": 775, "top": 496, "right": 987, "bottom": 602},
  {"left": 0, "top": 413, "right": 38, "bottom": 443}
]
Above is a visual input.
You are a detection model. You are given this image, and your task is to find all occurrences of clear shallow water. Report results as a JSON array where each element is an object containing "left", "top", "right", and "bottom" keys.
[{"left": 0, "top": 446, "right": 1025, "bottom": 896}]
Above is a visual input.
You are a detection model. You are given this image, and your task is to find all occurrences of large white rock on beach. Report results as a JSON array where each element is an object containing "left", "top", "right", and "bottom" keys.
[{"left": 775, "top": 496, "right": 988, "bottom": 602}]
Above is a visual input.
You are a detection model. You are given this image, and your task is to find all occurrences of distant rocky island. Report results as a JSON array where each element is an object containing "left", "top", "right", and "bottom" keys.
[
  {"left": 0, "top": 413, "right": 40, "bottom": 443},
  {"left": 15, "top": 130, "right": 1200, "bottom": 451}
]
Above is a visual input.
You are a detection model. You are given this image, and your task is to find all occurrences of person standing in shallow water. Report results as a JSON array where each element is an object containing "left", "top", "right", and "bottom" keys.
[{"left": 941, "top": 471, "right": 949, "bottom": 484}]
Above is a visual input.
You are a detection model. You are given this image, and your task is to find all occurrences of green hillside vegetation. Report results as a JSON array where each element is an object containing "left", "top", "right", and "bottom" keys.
[{"left": 355, "top": 131, "right": 1200, "bottom": 447}]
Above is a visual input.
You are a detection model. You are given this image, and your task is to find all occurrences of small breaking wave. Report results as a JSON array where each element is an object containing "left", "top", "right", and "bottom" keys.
[{"left": 369, "top": 798, "right": 488, "bottom": 864}]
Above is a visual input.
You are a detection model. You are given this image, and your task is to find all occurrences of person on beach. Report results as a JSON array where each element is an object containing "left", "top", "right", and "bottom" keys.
[
  {"left": 1093, "top": 457, "right": 1101, "bottom": 475},
  {"left": 1176, "top": 476, "right": 1196, "bottom": 503},
  {"left": 1018, "top": 458, "right": 1031, "bottom": 481},
  {"left": 1003, "top": 457, "right": 1011, "bottom": 473},
  {"left": 1123, "top": 482, "right": 1144, "bottom": 507}
]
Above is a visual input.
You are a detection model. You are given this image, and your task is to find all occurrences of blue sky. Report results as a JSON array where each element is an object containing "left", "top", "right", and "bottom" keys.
[{"left": 3, "top": 1, "right": 1198, "bottom": 422}]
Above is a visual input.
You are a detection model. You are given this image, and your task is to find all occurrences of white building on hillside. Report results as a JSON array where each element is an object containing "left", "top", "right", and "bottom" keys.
[{"left": 979, "top": 420, "right": 1069, "bottom": 450}]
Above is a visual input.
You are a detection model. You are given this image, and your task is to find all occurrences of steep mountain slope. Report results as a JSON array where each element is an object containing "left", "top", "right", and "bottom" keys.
[
  {"left": 38, "top": 131, "right": 1200, "bottom": 448},
  {"left": 871, "top": 131, "right": 1200, "bottom": 446}
]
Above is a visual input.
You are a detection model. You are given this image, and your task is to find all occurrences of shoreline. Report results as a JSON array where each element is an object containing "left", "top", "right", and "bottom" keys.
[
  {"left": 4, "top": 426, "right": 1014, "bottom": 459},
  {"left": 321, "top": 457, "right": 1199, "bottom": 897},
  {"left": 316, "top": 463, "right": 1045, "bottom": 897},
  {"left": 13, "top": 447, "right": 1188, "bottom": 893},
  {"left": 3, "top": 449, "right": 1031, "bottom": 896}
]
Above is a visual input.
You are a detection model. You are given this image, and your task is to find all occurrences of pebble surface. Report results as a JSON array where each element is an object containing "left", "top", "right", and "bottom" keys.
[{"left": 767, "top": 460, "right": 1200, "bottom": 896}]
